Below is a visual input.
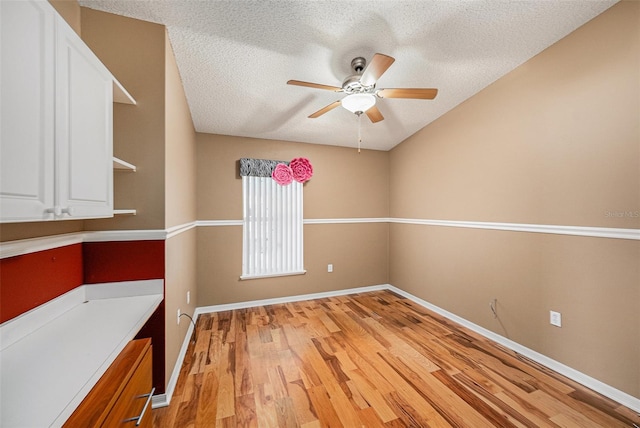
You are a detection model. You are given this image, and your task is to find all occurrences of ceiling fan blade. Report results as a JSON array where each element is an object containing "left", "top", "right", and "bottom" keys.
[
  {"left": 365, "top": 106, "right": 384, "bottom": 123},
  {"left": 360, "top": 53, "right": 395, "bottom": 87},
  {"left": 287, "top": 80, "right": 342, "bottom": 92},
  {"left": 308, "top": 100, "right": 341, "bottom": 118},
  {"left": 377, "top": 88, "right": 438, "bottom": 99}
]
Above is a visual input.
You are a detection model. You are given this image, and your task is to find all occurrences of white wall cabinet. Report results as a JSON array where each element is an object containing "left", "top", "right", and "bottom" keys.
[
  {"left": 0, "top": 0, "right": 55, "bottom": 222},
  {"left": 54, "top": 10, "right": 114, "bottom": 220},
  {"left": 0, "top": 0, "right": 131, "bottom": 223}
]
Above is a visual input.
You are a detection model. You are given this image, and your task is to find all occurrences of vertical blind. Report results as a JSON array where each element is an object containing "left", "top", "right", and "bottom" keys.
[{"left": 241, "top": 175, "right": 304, "bottom": 279}]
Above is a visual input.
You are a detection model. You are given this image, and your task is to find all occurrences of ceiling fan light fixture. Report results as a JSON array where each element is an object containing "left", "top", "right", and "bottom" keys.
[{"left": 341, "top": 93, "right": 376, "bottom": 114}]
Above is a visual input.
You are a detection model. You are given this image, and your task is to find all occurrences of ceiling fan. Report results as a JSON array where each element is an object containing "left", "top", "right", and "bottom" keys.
[{"left": 287, "top": 53, "right": 438, "bottom": 123}]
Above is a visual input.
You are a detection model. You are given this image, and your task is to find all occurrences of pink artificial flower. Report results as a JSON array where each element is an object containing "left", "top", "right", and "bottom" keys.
[
  {"left": 272, "top": 163, "right": 293, "bottom": 186},
  {"left": 290, "top": 157, "right": 313, "bottom": 183}
]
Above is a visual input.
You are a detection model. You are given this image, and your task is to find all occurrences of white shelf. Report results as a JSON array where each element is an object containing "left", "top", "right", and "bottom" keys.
[
  {"left": 113, "top": 158, "right": 136, "bottom": 216},
  {"left": 113, "top": 156, "right": 136, "bottom": 172},
  {"left": 114, "top": 209, "right": 136, "bottom": 216},
  {"left": 112, "top": 78, "right": 136, "bottom": 105}
]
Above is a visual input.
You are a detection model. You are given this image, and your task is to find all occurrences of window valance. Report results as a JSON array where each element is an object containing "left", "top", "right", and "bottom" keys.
[{"left": 239, "top": 158, "right": 288, "bottom": 178}]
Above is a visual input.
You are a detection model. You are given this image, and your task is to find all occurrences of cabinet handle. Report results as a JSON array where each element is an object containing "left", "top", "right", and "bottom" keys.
[
  {"left": 61, "top": 206, "right": 75, "bottom": 216},
  {"left": 44, "top": 207, "right": 74, "bottom": 216},
  {"left": 45, "top": 206, "right": 62, "bottom": 216},
  {"left": 123, "top": 387, "right": 155, "bottom": 426}
]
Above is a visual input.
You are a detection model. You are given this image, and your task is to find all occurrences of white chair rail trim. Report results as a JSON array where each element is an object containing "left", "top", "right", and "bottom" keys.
[
  {"left": 390, "top": 218, "right": 640, "bottom": 240},
  {"left": 199, "top": 217, "right": 638, "bottom": 240},
  {"left": 2, "top": 218, "right": 637, "bottom": 259}
]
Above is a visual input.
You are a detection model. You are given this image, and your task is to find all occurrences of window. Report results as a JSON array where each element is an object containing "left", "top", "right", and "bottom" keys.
[{"left": 240, "top": 159, "right": 305, "bottom": 279}]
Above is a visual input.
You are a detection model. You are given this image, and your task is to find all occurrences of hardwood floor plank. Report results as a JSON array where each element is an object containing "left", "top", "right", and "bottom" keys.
[
  {"left": 287, "top": 379, "right": 318, "bottom": 425},
  {"left": 291, "top": 329, "right": 363, "bottom": 426},
  {"left": 234, "top": 323, "right": 254, "bottom": 396},
  {"left": 275, "top": 396, "right": 299, "bottom": 427},
  {"left": 306, "top": 385, "right": 343, "bottom": 427},
  {"left": 174, "top": 397, "right": 199, "bottom": 428},
  {"left": 216, "top": 369, "right": 235, "bottom": 419},
  {"left": 378, "top": 350, "right": 495, "bottom": 428},
  {"left": 531, "top": 389, "right": 628, "bottom": 427},
  {"left": 550, "top": 412, "right": 602, "bottom": 428},
  {"left": 218, "top": 415, "right": 237, "bottom": 427},
  {"left": 356, "top": 406, "right": 387, "bottom": 428},
  {"left": 529, "top": 389, "right": 611, "bottom": 427},
  {"left": 567, "top": 389, "right": 638, "bottom": 426},
  {"left": 383, "top": 390, "right": 446, "bottom": 428},
  {"left": 432, "top": 368, "right": 519, "bottom": 427},
  {"left": 194, "top": 369, "right": 219, "bottom": 426},
  {"left": 362, "top": 317, "right": 440, "bottom": 373},
  {"left": 154, "top": 290, "right": 640, "bottom": 428},
  {"left": 493, "top": 391, "right": 560, "bottom": 428},
  {"left": 363, "top": 352, "right": 454, "bottom": 426},
  {"left": 454, "top": 371, "right": 536, "bottom": 427},
  {"left": 254, "top": 383, "right": 280, "bottom": 427},
  {"left": 346, "top": 369, "right": 398, "bottom": 423}
]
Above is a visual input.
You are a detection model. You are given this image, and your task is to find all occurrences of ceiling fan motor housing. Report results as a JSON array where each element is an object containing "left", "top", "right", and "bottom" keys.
[
  {"left": 343, "top": 57, "right": 376, "bottom": 94},
  {"left": 342, "top": 75, "right": 374, "bottom": 94},
  {"left": 351, "top": 56, "right": 367, "bottom": 73}
]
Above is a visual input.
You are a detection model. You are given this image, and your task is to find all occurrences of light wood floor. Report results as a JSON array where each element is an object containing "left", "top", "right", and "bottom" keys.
[{"left": 153, "top": 290, "right": 639, "bottom": 427}]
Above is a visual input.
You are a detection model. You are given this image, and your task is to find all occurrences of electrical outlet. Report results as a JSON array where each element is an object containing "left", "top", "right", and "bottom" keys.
[
  {"left": 187, "top": 291, "right": 190, "bottom": 305},
  {"left": 327, "top": 264, "right": 333, "bottom": 273},
  {"left": 550, "top": 310, "right": 562, "bottom": 327},
  {"left": 177, "top": 308, "right": 181, "bottom": 325}
]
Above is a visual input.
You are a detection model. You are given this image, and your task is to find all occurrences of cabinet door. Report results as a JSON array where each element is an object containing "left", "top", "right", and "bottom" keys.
[
  {"left": 0, "top": 0, "right": 55, "bottom": 222},
  {"left": 102, "top": 345, "right": 153, "bottom": 427},
  {"left": 55, "top": 16, "right": 113, "bottom": 220}
]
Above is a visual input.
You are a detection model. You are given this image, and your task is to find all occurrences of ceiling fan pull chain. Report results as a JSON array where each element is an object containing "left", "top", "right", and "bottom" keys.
[{"left": 357, "top": 112, "right": 362, "bottom": 153}]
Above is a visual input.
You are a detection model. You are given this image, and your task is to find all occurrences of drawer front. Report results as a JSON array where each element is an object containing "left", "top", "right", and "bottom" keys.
[{"left": 102, "top": 346, "right": 153, "bottom": 427}]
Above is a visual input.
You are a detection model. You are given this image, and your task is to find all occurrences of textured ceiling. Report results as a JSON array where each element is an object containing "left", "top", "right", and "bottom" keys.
[{"left": 79, "top": 0, "right": 617, "bottom": 151}]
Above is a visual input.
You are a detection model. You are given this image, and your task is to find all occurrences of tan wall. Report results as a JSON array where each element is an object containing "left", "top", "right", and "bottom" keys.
[
  {"left": 390, "top": 3, "right": 638, "bottom": 228},
  {"left": 49, "top": 0, "right": 81, "bottom": 35},
  {"left": 196, "top": 134, "right": 389, "bottom": 306},
  {"left": 197, "top": 134, "right": 389, "bottom": 220},
  {"left": 164, "top": 229, "right": 197, "bottom": 384},
  {"left": 0, "top": 221, "right": 84, "bottom": 242},
  {"left": 163, "top": 31, "right": 197, "bottom": 383},
  {"left": 165, "top": 33, "right": 196, "bottom": 229},
  {"left": 81, "top": 8, "right": 166, "bottom": 231},
  {"left": 197, "top": 223, "right": 388, "bottom": 306},
  {"left": 389, "top": 1, "right": 639, "bottom": 398}
]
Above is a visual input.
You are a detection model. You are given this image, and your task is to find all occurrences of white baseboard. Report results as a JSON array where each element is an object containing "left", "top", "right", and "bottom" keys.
[
  {"left": 151, "top": 307, "right": 197, "bottom": 409},
  {"left": 158, "top": 284, "right": 640, "bottom": 414},
  {"left": 152, "top": 393, "right": 169, "bottom": 409},
  {"left": 194, "top": 284, "right": 388, "bottom": 315}
]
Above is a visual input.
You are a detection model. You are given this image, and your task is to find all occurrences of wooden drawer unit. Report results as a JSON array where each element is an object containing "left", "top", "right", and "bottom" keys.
[{"left": 64, "top": 338, "right": 154, "bottom": 427}]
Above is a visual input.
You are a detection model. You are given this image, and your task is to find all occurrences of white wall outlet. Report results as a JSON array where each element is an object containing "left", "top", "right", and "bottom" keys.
[
  {"left": 327, "top": 264, "right": 333, "bottom": 273},
  {"left": 177, "top": 308, "right": 181, "bottom": 325},
  {"left": 550, "top": 310, "right": 562, "bottom": 327},
  {"left": 187, "top": 291, "right": 190, "bottom": 305}
]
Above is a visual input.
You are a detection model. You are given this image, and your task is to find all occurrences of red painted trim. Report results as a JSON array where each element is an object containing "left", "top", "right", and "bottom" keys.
[
  {"left": 0, "top": 244, "right": 84, "bottom": 323},
  {"left": 83, "top": 241, "right": 165, "bottom": 284}
]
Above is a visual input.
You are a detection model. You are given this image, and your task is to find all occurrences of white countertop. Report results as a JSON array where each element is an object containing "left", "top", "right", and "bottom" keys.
[{"left": 0, "top": 280, "right": 163, "bottom": 428}]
